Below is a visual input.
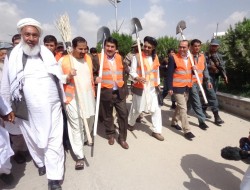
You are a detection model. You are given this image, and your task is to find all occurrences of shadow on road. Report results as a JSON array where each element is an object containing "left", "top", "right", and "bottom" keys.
[
  {"left": 181, "top": 154, "right": 245, "bottom": 190},
  {"left": 0, "top": 159, "right": 27, "bottom": 189}
]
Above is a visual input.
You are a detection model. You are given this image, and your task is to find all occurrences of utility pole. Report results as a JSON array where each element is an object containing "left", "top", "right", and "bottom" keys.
[{"left": 108, "top": 0, "right": 121, "bottom": 32}]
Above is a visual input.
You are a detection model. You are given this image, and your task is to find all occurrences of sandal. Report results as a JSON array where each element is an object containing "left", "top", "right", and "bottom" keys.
[{"left": 75, "top": 159, "right": 84, "bottom": 170}]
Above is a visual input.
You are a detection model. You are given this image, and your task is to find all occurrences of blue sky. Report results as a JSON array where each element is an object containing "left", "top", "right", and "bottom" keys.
[{"left": 0, "top": 0, "right": 250, "bottom": 47}]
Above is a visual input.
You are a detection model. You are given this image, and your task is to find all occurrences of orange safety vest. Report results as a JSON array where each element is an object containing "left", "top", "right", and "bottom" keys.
[
  {"left": 99, "top": 54, "right": 124, "bottom": 89},
  {"left": 61, "top": 54, "right": 94, "bottom": 104},
  {"left": 172, "top": 53, "right": 192, "bottom": 88},
  {"left": 192, "top": 54, "right": 205, "bottom": 83},
  {"left": 133, "top": 52, "right": 160, "bottom": 89},
  {"left": 55, "top": 52, "right": 63, "bottom": 61}
]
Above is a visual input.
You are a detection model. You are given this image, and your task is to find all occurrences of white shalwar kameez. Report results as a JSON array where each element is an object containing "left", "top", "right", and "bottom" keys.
[
  {"left": 0, "top": 96, "right": 14, "bottom": 175},
  {"left": 241, "top": 166, "right": 250, "bottom": 190},
  {"left": 128, "top": 56, "right": 162, "bottom": 133},
  {"left": 1, "top": 46, "right": 64, "bottom": 180},
  {"left": 61, "top": 57, "right": 95, "bottom": 159}
]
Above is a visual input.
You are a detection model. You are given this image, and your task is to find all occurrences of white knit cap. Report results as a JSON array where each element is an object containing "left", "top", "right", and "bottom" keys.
[{"left": 17, "top": 18, "right": 42, "bottom": 35}]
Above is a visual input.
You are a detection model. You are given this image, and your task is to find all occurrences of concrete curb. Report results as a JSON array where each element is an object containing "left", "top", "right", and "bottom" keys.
[{"left": 217, "top": 92, "right": 250, "bottom": 120}]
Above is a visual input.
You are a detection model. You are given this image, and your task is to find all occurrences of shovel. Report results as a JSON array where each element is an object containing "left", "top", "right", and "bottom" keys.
[
  {"left": 92, "top": 26, "right": 110, "bottom": 157},
  {"left": 130, "top": 17, "right": 145, "bottom": 78},
  {"left": 176, "top": 20, "right": 208, "bottom": 104},
  {"left": 130, "top": 17, "right": 152, "bottom": 113}
]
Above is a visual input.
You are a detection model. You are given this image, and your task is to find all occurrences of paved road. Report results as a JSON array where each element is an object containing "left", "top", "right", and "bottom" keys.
[{"left": 1, "top": 96, "right": 249, "bottom": 190}]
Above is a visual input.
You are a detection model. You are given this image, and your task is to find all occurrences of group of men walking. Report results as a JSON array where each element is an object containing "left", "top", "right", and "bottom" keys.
[{"left": 0, "top": 17, "right": 229, "bottom": 190}]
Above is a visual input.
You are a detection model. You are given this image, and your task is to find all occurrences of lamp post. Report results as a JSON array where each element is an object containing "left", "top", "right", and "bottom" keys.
[{"left": 108, "top": 0, "right": 121, "bottom": 32}]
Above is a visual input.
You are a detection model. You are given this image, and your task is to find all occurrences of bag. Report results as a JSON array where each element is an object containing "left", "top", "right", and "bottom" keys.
[
  {"left": 11, "top": 90, "right": 29, "bottom": 121},
  {"left": 155, "top": 86, "right": 163, "bottom": 106}
]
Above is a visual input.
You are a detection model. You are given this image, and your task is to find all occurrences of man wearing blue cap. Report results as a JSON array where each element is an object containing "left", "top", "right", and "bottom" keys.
[
  {"left": 202, "top": 38, "right": 226, "bottom": 124},
  {"left": 205, "top": 38, "right": 228, "bottom": 91}
]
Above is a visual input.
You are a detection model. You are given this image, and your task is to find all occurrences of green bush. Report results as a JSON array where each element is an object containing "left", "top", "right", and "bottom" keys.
[{"left": 219, "top": 18, "right": 250, "bottom": 97}]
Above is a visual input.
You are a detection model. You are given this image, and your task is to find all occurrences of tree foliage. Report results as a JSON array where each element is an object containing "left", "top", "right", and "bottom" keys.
[
  {"left": 220, "top": 18, "right": 250, "bottom": 91},
  {"left": 95, "top": 32, "right": 133, "bottom": 58},
  {"left": 156, "top": 36, "right": 179, "bottom": 62},
  {"left": 111, "top": 32, "right": 133, "bottom": 57}
]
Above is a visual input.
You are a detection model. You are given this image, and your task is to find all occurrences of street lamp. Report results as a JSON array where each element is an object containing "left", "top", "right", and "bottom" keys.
[{"left": 108, "top": 0, "right": 121, "bottom": 32}]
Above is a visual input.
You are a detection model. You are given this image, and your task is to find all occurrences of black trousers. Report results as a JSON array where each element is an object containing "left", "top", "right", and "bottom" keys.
[{"left": 100, "top": 91, "right": 128, "bottom": 141}]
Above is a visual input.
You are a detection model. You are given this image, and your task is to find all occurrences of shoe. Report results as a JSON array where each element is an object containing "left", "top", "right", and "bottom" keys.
[
  {"left": 184, "top": 132, "right": 195, "bottom": 140},
  {"left": 118, "top": 140, "right": 129, "bottom": 149},
  {"left": 152, "top": 132, "right": 164, "bottom": 141},
  {"left": 171, "top": 124, "right": 182, "bottom": 130},
  {"left": 199, "top": 122, "right": 208, "bottom": 130},
  {"left": 75, "top": 159, "right": 84, "bottom": 170},
  {"left": 108, "top": 136, "right": 115, "bottom": 145},
  {"left": 136, "top": 117, "right": 142, "bottom": 123},
  {"left": 203, "top": 111, "right": 212, "bottom": 119},
  {"left": 0, "top": 173, "right": 14, "bottom": 185},
  {"left": 213, "top": 111, "right": 224, "bottom": 125},
  {"left": 13, "top": 152, "right": 26, "bottom": 164},
  {"left": 127, "top": 124, "right": 135, "bottom": 131},
  {"left": 48, "top": 180, "right": 62, "bottom": 190},
  {"left": 38, "top": 166, "right": 46, "bottom": 176}
]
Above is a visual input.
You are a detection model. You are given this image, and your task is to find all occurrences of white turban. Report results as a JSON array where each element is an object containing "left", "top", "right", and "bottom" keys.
[{"left": 17, "top": 18, "right": 42, "bottom": 35}]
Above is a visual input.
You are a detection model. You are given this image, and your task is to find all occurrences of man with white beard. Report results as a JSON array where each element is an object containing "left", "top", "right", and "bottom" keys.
[{"left": 1, "top": 18, "right": 65, "bottom": 190}]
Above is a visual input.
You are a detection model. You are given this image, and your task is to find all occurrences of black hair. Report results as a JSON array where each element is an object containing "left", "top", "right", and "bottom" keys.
[
  {"left": 43, "top": 35, "right": 57, "bottom": 45},
  {"left": 144, "top": 36, "right": 157, "bottom": 47},
  {"left": 72, "top": 36, "right": 87, "bottom": 48},
  {"left": 104, "top": 37, "right": 118, "bottom": 48},
  {"left": 191, "top": 39, "right": 202, "bottom": 46},
  {"left": 144, "top": 36, "right": 158, "bottom": 61},
  {"left": 167, "top": 48, "right": 175, "bottom": 54},
  {"left": 90, "top": 47, "right": 97, "bottom": 54},
  {"left": 12, "top": 34, "right": 21, "bottom": 44},
  {"left": 179, "top": 40, "right": 190, "bottom": 47}
]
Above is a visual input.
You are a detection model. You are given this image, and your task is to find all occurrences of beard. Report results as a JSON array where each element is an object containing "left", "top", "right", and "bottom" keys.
[{"left": 20, "top": 38, "right": 41, "bottom": 56}]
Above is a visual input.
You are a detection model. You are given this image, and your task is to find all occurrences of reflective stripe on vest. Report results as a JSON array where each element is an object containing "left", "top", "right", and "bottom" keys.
[
  {"left": 172, "top": 54, "right": 192, "bottom": 88},
  {"left": 99, "top": 54, "right": 124, "bottom": 89},
  {"left": 133, "top": 52, "right": 160, "bottom": 89},
  {"left": 62, "top": 54, "right": 93, "bottom": 104},
  {"left": 192, "top": 54, "right": 205, "bottom": 83}
]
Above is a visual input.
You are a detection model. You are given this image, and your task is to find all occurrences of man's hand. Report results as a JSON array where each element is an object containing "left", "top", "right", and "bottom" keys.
[
  {"left": 207, "top": 82, "right": 213, "bottom": 89},
  {"left": 1, "top": 111, "right": 15, "bottom": 124},
  {"left": 95, "top": 77, "right": 102, "bottom": 84},
  {"left": 210, "top": 65, "right": 219, "bottom": 73},
  {"left": 67, "top": 69, "right": 77, "bottom": 80},
  {"left": 192, "top": 65, "right": 197, "bottom": 71},
  {"left": 135, "top": 77, "right": 146, "bottom": 84},
  {"left": 168, "top": 90, "right": 173, "bottom": 96}
]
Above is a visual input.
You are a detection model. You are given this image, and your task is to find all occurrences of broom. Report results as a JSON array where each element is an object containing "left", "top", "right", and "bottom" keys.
[{"left": 55, "top": 13, "right": 92, "bottom": 145}]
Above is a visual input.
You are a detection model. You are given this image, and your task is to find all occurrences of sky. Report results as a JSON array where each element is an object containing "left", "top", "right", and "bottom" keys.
[{"left": 0, "top": 0, "right": 250, "bottom": 48}]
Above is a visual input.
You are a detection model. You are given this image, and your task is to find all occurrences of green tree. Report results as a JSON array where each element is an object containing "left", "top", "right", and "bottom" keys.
[
  {"left": 156, "top": 36, "right": 179, "bottom": 62},
  {"left": 220, "top": 18, "right": 250, "bottom": 93},
  {"left": 95, "top": 32, "right": 133, "bottom": 57},
  {"left": 111, "top": 32, "right": 133, "bottom": 57},
  {"left": 201, "top": 40, "right": 209, "bottom": 53}
]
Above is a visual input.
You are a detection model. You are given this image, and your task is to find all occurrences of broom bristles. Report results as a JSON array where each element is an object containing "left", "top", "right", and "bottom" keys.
[{"left": 55, "top": 13, "right": 72, "bottom": 43}]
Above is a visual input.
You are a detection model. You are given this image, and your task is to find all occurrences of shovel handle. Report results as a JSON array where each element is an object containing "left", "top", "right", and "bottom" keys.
[
  {"left": 188, "top": 50, "right": 208, "bottom": 104},
  {"left": 93, "top": 48, "right": 105, "bottom": 136}
]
